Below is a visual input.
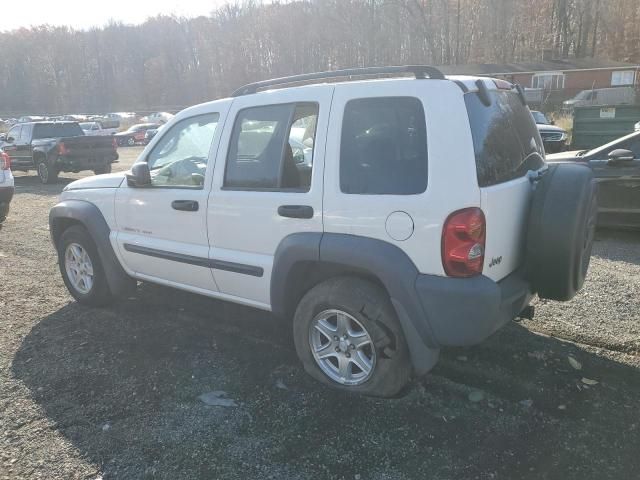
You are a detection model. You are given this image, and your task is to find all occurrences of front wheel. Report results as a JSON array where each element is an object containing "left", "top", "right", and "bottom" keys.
[
  {"left": 293, "top": 277, "right": 411, "bottom": 397},
  {"left": 58, "top": 225, "right": 113, "bottom": 306},
  {"left": 37, "top": 160, "right": 58, "bottom": 184},
  {"left": 94, "top": 164, "right": 112, "bottom": 175}
]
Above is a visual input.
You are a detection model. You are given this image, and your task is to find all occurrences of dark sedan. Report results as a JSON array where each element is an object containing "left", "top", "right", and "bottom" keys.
[
  {"left": 546, "top": 131, "right": 640, "bottom": 229},
  {"left": 531, "top": 110, "right": 568, "bottom": 153}
]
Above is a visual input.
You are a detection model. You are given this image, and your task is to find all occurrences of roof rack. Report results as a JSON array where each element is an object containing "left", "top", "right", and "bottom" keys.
[{"left": 231, "top": 65, "right": 446, "bottom": 97}]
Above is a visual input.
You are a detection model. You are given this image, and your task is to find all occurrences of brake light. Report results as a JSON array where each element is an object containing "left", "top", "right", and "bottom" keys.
[
  {"left": 0, "top": 151, "right": 10, "bottom": 170},
  {"left": 58, "top": 142, "right": 69, "bottom": 155},
  {"left": 442, "top": 207, "right": 486, "bottom": 277}
]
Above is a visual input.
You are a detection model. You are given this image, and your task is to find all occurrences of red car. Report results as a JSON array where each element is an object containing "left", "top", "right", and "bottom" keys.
[{"left": 114, "top": 123, "right": 161, "bottom": 147}]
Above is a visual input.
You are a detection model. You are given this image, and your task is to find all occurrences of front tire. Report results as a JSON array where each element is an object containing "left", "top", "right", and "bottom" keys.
[
  {"left": 57, "top": 225, "right": 113, "bottom": 306},
  {"left": 293, "top": 277, "right": 411, "bottom": 397},
  {"left": 94, "top": 164, "right": 112, "bottom": 175},
  {"left": 37, "top": 159, "right": 58, "bottom": 184}
]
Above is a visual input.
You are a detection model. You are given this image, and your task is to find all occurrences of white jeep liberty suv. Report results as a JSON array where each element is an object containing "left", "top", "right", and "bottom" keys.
[{"left": 50, "top": 66, "right": 597, "bottom": 397}]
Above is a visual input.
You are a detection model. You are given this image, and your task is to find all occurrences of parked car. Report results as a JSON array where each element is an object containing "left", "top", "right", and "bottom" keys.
[
  {"left": 530, "top": 110, "right": 568, "bottom": 153},
  {"left": 49, "top": 67, "right": 597, "bottom": 397},
  {"left": 80, "top": 121, "right": 119, "bottom": 136},
  {"left": 143, "top": 112, "right": 174, "bottom": 124},
  {"left": 17, "top": 115, "right": 45, "bottom": 124},
  {"left": 547, "top": 130, "right": 640, "bottom": 229},
  {"left": 105, "top": 112, "right": 136, "bottom": 121},
  {"left": 143, "top": 125, "right": 163, "bottom": 144},
  {"left": 0, "top": 121, "right": 119, "bottom": 184},
  {"left": 563, "top": 86, "right": 636, "bottom": 111},
  {"left": 114, "top": 123, "right": 160, "bottom": 146},
  {"left": 0, "top": 148, "right": 14, "bottom": 226}
]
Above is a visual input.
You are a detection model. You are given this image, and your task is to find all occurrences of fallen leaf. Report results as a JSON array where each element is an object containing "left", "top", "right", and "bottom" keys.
[
  {"left": 568, "top": 355, "right": 582, "bottom": 371},
  {"left": 581, "top": 377, "right": 599, "bottom": 386}
]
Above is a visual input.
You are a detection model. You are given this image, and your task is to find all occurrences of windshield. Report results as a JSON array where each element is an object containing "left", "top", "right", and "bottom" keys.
[
  {"left": 586, "top": 131, "right": 640, "bottom": 157},
  {"left": 573, "top": 90, "right": 592, "bottom": 101},
  {"left": 33, "top": 123, "right": 84, "bottom": 139},
  {"left": 79, "top": 122, "right": 95, "bottom": 130},
  {"left": 531, "top": 111, "right": 549, "bottom": 125}
]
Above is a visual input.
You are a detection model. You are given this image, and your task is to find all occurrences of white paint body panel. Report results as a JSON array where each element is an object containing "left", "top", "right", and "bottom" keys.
[
  {"left": 480, "top": 177, "right": 533, "bottom": 281},
  {"left": 323, "top": 79, "right": 480, "bottom": 276},
  {"left": 207, "top": 85, "right": 333, "bottom": 305},
  {"left": 112, "top": 99, "right": 234, "bottom": 293},
  {"left": 65, "top": 172, "right": 125, "bottom": 190}
]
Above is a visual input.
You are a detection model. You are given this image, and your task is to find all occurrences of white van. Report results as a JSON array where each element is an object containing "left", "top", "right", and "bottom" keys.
[{"left": 563, "top": 86, "right": 636, "bottom": 111}]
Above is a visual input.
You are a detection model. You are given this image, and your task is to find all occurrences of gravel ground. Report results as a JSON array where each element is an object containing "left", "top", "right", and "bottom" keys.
[{"left": 0, "top": 148, "right": 639, "bottom": 479}]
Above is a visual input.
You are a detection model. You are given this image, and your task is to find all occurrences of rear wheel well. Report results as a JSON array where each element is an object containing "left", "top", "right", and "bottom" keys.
[
  {"left": 51, "top": 218, "right": 84, "bottom": 248},
  {"left": 281, "top": 261, "right": 388, "bottom": 322}
]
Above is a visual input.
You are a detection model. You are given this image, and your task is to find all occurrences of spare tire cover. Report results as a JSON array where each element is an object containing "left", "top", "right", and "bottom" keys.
[{"left": 526, "top": 163, "right": 598, "bottom": 301}]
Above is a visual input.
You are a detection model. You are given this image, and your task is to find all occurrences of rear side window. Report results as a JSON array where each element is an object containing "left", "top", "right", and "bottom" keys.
[
  {"left": 465, "top": 91, "right": 544, "bottom": 187},
  {"left": 224, "top": 103, "right": 318, "bottom": 191},
  {"left": 340, "top": 97, "right": 427, "bottom": 195},
  {"left": 33, "top": 123, "right": 84, "bottom": 139}
]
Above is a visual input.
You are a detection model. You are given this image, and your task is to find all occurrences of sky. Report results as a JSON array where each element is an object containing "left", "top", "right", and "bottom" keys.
[{"left": 2, "top": 0, "right": 233, "bottom": 32}]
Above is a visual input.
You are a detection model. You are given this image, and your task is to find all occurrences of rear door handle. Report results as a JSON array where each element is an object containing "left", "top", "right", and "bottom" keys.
[
  {"left": 278, "top": 205, "right": 314, "bottom": 219},
  {"left": 172, "top": 200, "right": 199, "bottom": 212}
]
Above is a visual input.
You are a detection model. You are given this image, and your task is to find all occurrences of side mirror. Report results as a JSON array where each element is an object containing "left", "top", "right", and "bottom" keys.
[
  {"left": 607, "top": 149, "right": 635, "bottom": 165},
  {"left": 5, "top": 136, "right": 14, "bottom": 143},
  {"left": 126, "top": 163, "right": 152, "bottom": 187}
]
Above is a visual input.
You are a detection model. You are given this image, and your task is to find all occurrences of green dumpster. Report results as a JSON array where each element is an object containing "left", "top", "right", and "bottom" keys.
[{"left": 571, "top": 105, "right": 640, "bottom": 149}]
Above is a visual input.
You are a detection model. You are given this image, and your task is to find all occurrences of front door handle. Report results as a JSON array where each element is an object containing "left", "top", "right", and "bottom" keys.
[
  {"left": 278, "top": 205, "right": 314, "bottom": 219},
  {"left": 172, "top": 200, "right": 199, "bottom": 212}
]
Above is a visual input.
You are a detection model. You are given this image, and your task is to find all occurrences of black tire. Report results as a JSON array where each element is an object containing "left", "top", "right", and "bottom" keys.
[
  {"left": 37, "top": 158, "right": 59, "bottom": 184},
  {"left": 526, "top": 163, "right": 598, "bottom": 301},
  {"left": 293, "top": 276, "right": 411, "bottom": 397},
  {"left": 94, "top": 163, "right": 112, "bottom": 175},
  {"left": 57, "top": 225, "right": 113, "bottom": 307}
]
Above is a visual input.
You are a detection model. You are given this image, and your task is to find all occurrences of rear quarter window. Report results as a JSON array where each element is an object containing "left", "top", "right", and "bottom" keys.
[
  {"left": 340, "top": 97, "right": 427, "bottom": 195},
  {"left": 465, "top": 91, "right": 544, "bottom": 187}
]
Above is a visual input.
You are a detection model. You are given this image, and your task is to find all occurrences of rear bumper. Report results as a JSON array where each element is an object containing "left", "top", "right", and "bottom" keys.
[
  {"left": 415, "top": 269, "right": 533, "bottom": 347},
  {"left": 57, "top": 153, "right": 119, "bottom": 170},
  {"left": 0, "top": 186, "right": 15, "bottom": 221}
]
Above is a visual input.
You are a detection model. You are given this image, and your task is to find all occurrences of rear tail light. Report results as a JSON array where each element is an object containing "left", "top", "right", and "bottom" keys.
[
  {"left": 0, "top": 151, "right": 10, "bottom": 170},
  {"left": 442, "top": 207, "right": 486, "bottom": 277},
  {"left": 58, "top": 142, "right": 69, "bottom": 155}
]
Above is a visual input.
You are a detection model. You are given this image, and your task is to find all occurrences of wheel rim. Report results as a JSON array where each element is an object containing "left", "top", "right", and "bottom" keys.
[
  {"left": 64, "top": 243, "right": 94, "bottom": 295},
  {"left": 128, "top": 137, "right": 135, "bottom": 146},
  {"left": 309, "top": 309, "right": 376, "bottom": 386},
  {"left": 38, "top": 163, "right": 48, "bottom": 182}
]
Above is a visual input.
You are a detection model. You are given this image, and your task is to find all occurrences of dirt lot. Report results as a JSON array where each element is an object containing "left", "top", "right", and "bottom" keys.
[{"left": 1, "top": 147, "right": 639, "bottom": 479}]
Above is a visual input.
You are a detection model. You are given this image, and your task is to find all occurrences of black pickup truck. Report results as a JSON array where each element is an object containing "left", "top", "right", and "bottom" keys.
[{"left": 0, "top": 121, "right": 119, "bottom": 184}]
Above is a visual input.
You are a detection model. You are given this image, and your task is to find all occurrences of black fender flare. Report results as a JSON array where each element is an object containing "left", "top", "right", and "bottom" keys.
[
  {"left": 271, "top": 232, "right": 439, "bottom": 375},
  {"left": 49, "top": 200, "right": 135, "bottom": 297}
]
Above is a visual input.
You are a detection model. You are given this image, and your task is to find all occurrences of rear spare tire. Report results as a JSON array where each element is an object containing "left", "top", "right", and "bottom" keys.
[{"left": 526, "top": 163, "right": 597, "bottom": 301}]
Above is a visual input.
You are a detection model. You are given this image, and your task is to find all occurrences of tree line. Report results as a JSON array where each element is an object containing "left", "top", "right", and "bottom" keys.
[{"left": 0, "top": 0, "right": 638, "bottom": 116}]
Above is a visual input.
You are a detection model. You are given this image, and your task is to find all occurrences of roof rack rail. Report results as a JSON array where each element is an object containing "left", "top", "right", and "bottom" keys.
[{"left": 231, "top": 65, "right": 446, "bottom": 97}]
